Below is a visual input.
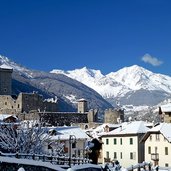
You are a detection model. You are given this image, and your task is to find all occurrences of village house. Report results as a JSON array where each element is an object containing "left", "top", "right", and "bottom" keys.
[
  {"left": 158, "top": 103, "right": 171, "bottom": 123},
  {"left": 86, "top": 123, "right": 120, "bottom": 164},
  {"left": 100, "top": 121, "right": 149, "bottom": 168},
  {"left": 140, "top": 123, "right": 171, "bottom": 167},
  {"left": 43, "top": 126, "right": 90, "bottom": 158},
  {"left": 0, "top": 114, "right": 18, "bottom": 123}
]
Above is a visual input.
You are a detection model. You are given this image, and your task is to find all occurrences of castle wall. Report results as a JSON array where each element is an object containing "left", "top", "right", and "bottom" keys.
[
  {"left": 40, "top": 112, "right": 88, "bottom": 126},
  {"left": 0, "top": 92, "right": 58, "bottom": 115},
  {"left": 0, "top": 95, "right": 20, "bottom": 114}
]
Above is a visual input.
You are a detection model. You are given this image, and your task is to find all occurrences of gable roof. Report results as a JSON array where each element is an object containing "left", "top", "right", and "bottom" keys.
[
  {"left": 100, "top": 121, "right": 149, "bottom": 137},
  {"left": 141, "top": 123, "right": 171, "bottom": 143}
]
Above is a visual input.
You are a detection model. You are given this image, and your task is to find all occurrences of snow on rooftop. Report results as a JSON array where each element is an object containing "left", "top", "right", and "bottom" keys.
[
  {"left": 160, "top": 103, "right": 171, "bottom": 112},
  {"left": 0, "top": 114, "right": 17, "bottom": 121},
  {"left": 0, "top": 64, "right": 13, "bottom": 69},
  {"left": 67, "top": 163, "right": 102, "bottom": 171},
  {"left": 46, "top": 126, "right": 89, "bottom": 140},
  {"left": 148, "top": 123, "right": 171, "bottom": 142},
  {"left": 77, "top": 98, "right": 87, "bottom": 102},
  {"left": 0, "top": 156, "right": 65, "bottom": 171},
  {"left": 100, "top": 121, "right": 149, "bottom": 136}
]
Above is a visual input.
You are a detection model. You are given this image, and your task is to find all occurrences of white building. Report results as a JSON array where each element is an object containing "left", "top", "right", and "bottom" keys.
[
  {"left": 100, "top": 121, "right": 149, "bottom": 168},
  {"left": 141, "top": 123, "right": 171, "bottom": 167}
]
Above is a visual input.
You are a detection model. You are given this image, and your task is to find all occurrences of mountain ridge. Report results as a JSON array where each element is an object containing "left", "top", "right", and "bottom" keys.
[
  {"left": 51, "top": 65, "right": 171, "bottom": 106},
  {"left": 0, "top": 55, "right": 112, "bottom": 112}
]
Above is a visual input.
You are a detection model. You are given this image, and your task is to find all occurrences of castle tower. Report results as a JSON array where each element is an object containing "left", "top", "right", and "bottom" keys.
[
  {"left": 0, "top": 64, "right": 13, "bottom": 95},
  {"left": 77, "top": 98, "right": 88, "bottom": 113},
  {"left": 104, "top": 108, "right": 124, "bottom": 124}
]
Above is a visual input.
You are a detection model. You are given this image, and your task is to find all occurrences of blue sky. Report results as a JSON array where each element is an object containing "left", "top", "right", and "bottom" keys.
[{"left": 0, "top": 0, "right": 171, "bottom": 75}]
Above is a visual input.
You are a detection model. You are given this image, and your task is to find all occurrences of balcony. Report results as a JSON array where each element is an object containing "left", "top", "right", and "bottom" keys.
[
  {"left": 151, "top": 153, "right": 159, "bottom": 161},
  {"left": 104, "top": 158, "right": 111, "bottom": 163}
]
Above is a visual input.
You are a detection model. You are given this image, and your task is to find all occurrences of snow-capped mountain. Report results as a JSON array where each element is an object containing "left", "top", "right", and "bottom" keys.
[
  {"left": 0, "top": 55, "right": 112, "bottom": 112},
  {"left": 0, "top": 55, "right": 34, "bottom": 78},
  {"left": 51, "top": 65, "right": 171, "bottom": 106}
]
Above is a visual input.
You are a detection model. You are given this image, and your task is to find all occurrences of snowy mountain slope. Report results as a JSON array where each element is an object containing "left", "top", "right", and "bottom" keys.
[
  {"left": 0, "top": 55, "right": 112, "bottom": 111},
  {"left": 51, "top": 65, "right": 171, "bottom": 106}
]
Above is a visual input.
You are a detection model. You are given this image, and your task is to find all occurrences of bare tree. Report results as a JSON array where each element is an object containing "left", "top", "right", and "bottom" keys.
[{"left": 0, "top": 123, "right": 48, "bottom": 154}]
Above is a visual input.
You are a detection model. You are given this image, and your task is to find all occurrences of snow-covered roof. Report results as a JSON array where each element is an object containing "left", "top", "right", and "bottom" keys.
[
  {"left": 100, "top": 121, "right": 149, "bottom": 136},
  {"left": 0, "top": 114, "right": 17, "bottom": 121},
  {"left": 94, "top": 123, "right": 120, "bottom": 132},
  {"left": 87, "top": 123, "right": 120, "bottom": 138},
  {"left": 46, "top": 126, "right": 90, "bottom": 140},
  {"left": 0, "top": 64, "right": 13, "bottom": 70},
  {"left": 160, "top": 103, "right": 171, "bottom": 112},
  {"left": 67, "top": 163, "right": 102, "bottom": 171},
  {"left": 0, "top": 156, "right": 65, "bottom": 171},
  {"left": 147, "top": 123, "right": 171, "bottom": 142},
  {"left": 77, "top": 98, "right": 87, "bottom": 102}
]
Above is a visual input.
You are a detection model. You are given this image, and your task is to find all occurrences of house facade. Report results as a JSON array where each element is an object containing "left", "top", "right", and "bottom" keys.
[
  {"left": 141, "top": 123, "right": 171, "bottom": 167},
  {"left": 43, "top": 126, "right": 90, "bottom": 158},
  {"left": 101, "top": 121, "right": 149, "bottom": 168},
  {"left": 159, "top": 103, "right": 171, "bottom": 123}
]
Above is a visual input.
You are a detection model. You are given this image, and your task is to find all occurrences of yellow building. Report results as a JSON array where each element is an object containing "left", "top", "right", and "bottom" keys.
[{"left": 141, "top": 123, "right": 171, "bottom": 167}]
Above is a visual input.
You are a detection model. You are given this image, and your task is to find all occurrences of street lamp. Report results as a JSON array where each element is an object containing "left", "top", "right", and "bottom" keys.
[{"left": 69, "top": 135, "right": 76, "bottom": 167}]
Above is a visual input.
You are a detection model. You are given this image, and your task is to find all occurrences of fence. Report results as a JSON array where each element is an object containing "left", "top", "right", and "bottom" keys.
[{"left": 0, "top": 152, "right": 91, "bottom": 167}]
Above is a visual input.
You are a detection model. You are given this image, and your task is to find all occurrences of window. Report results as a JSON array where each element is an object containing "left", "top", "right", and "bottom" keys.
[
  {"left": 106, "top": 139, "right": 109, "bottom": 145},
  {"left": 120, "top": 138, "right": 122, "bottom": 145},
  {"left": 130, "top": 152, "right": 133, "bottom": 159},
  {"left": 106, "top": 151, "right": 109, "bottom": 158},
  {"left": 155, "top": 147, "right": 158, "bottom": 153},
  {"left": 149, "top": 135, "right": 152, "bottom": 141},
  {"left": 130, "top": 152, "right": 136, "bottom": 160},
  {"left": 5, "top": 102, "right": 7, "bottom": 105},
  {"left": 114, "top": 152, "right": 117, "bottom": 159},
  {"left": 165, "top": 147, "right": 168, "bottom": 155},
  {"left": 18, "top": 104, "right": 20, "bottom": 108},
  {"left": 156, "top": 134, "right": 160, "bottom": 141},
  {"left": 120, "top": 152, "right": 122, "bottom": 159},
  {"left": 113, "top": 138, "right": 117, "bottom": 145},
  {"left": 130, "top": 138, "right": 133, "bottom": 145},
  {"left": 72, "top": 142, "right": 76, "bottom": 148},
  {"left": 148, "top": 147, "right": 151, "bottom": 154},
  {"left": 165, "top": 163, "right": 169, "bottom": 167}
]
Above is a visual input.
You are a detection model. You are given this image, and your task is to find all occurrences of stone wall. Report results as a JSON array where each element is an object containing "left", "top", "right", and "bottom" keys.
[
  {"left": 0, "top": 92, "right": 58, "bottom": 115},
  {"left": 104, "top": 108, "right": 124, "bottom": 124}
]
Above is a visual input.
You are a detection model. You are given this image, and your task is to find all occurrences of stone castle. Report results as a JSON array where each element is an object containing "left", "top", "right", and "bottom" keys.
[
  {"left": 0, "top": 64, "right": 57, "bottom": 115},
  {"left": 0, "top": 64, "right": 124, "bottom": 127}
]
